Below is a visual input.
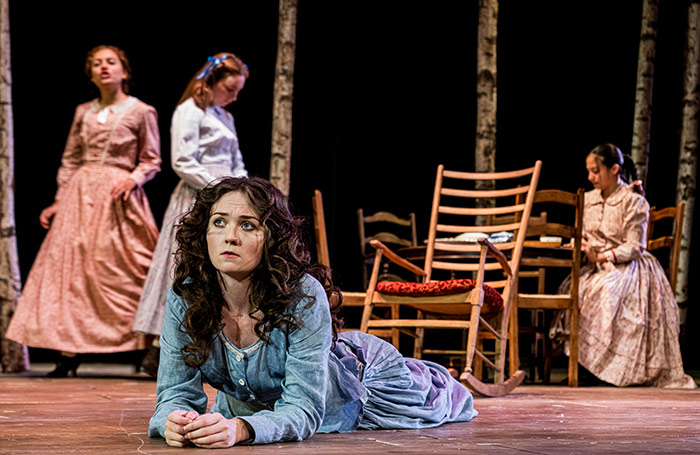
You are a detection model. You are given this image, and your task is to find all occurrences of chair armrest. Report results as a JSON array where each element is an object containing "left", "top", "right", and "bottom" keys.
[
  {"left": 369, "top": 239, "right": 426, "bottom": 277},
  {"left": 478, "top": 238, "right": 512, "bottom": 276}
]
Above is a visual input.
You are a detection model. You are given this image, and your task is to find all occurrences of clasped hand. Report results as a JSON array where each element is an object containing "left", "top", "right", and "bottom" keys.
[
  {"left": 165, "top": 410, "right": 250, "bottom": 449},
  {"left": 582, "top": 238, "right": 605, "bottom": 264}
]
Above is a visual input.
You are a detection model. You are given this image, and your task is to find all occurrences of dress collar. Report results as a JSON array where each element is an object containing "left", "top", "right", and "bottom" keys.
[
  {"left": 589, "top": 182, "right": 628, "bottom": 206},
  {"left": 89, "top": 96, "right": 136, "bottom": 113},
  {"left": 90, "top": 96, "right": 136, "bottom": 124}
]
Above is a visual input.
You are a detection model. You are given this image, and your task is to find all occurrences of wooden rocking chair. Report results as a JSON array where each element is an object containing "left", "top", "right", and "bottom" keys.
[{"left": 360, "top": 161, "right": 542, "bottom": 397}]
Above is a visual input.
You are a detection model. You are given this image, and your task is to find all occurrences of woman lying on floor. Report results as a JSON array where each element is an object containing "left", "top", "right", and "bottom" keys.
[{"left": 148, "top": 176, "right": 477, "bottom": 448}]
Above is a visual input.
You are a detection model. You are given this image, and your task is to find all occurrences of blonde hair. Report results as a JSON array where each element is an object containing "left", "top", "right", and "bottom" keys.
[{"left": 178, "top": 52, "right": 249, "bottom": 109}]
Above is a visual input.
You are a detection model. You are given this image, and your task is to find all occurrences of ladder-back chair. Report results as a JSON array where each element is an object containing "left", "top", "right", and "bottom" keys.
[
  {"left": 360, "top": 161, "right": 542, "bottom": 396},
  {"left": 647, "top": 201, "right": 685, "bottom": 292},
  {"left": 312, "top": 190, "right": 395, "bottom": 341},
  {"left": 510, "top": 188, "right": 584, "bottom": 387},
  {"left": 358, "top": 209, "right": 418, "bottom": 288}
]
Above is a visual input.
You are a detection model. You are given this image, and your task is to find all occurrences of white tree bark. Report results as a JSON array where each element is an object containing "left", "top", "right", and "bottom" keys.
[
  {"left": 675, "top": 0, "right": 700, "bottom": 313},
  {"left": 475, "top": 0, "right": 498, "bottom": 224},
  {"left": 631, "top": 0, "right": 659, "bottom": 186},
  {"left": 269, "top": 0, "right": 298, "bottom": 195},
  {"left": 0, "top": 0, "right": 29, "bottom": 372}
]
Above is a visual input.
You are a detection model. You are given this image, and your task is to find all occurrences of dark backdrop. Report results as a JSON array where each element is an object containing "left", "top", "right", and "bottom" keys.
[{"left": 9, "top": 1, "right": 698, "bottom": 366}]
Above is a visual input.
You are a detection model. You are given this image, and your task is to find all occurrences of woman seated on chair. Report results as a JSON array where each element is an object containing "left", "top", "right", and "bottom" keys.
[
  {"left": 148, "top": 176, "right": 477, "bottom": 448},
  {"left": 571, "top": 143, "right": 695, "bottom": 388}
]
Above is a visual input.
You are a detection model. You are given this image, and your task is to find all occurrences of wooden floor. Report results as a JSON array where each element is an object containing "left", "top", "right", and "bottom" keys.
[{"left": 1, "top": 364, "right": 699, "bottom": 454}]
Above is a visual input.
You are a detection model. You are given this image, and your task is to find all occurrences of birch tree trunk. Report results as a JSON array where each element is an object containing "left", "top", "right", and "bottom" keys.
[
  {"left": 0, "top": 0, "right": 29, "bottom": 372},
  {"left": 631, "top": 0, "right": 659, "bottom": 186},
  {"left": 269, "top": 0, "right": 298, "bottom": 195},
  {"left": 475, "top": 0, "right": 498, "bottom": 222},
  {"left": 675, "top": 0, "right": 700, "bottom": 320}
]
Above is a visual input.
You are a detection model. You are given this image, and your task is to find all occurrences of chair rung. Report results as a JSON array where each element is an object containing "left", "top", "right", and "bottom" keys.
[
  {"left": 518, "top": 271, "right": 542, "bottom": 278},
  {"left": 341, "top": 328, "right": 394, "bottom": 338},
  {"left": 475, "top": 349, "right": 500, "bottom": 372},
  {"left": 478, "top": 315, "right": 501, "bottom": 339},
  {"left": 518, "top": 294, "right": 571, "bottom": 309},
  {"left": 396, "top": 328, "right": 419, "bottom": 338},
  {"left": 341, "top": 292, "right": 366, "bottom": 306},
  {"left": 367, "top": 319, "right": 470, "bottom": 329},
  {"left": 520, "top": 258, "right": 573, "bottom": 268},
  {"left": 423, "top": 349, "right": 466, "bottom": 355}
]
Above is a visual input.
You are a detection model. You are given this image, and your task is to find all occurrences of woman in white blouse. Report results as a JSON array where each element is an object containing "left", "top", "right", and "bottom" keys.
[{"left": 133, "top": 53, "right": 249, "bottom": 375}]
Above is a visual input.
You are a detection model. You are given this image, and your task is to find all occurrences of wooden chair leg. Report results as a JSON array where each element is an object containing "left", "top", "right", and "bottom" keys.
[
  {"left": 535, "top": 310, "right": 544, "bottom": 381},
  {"left": 509, "top": 299, "right": 520, "bottom": 380},
  {"left": 543, "top": 330, "right": 553, "bottom": 384},
  {"left": 390, "top": 304, "right": 400, "bottom": 350},
  {"left": 473, "top": 336, "right": 483, "bottom": 381},
  {"left": 568, "top": 303, "right": 579, "bottom": 387},
  {"left": 413, "top": 328, "right": 424, "bottom": 359},
  {"left": 493, "top": 338, "right": 502, "bottom": 384},
  {"left": 412, "top": 310, "right": 425, "bottom": 359}
]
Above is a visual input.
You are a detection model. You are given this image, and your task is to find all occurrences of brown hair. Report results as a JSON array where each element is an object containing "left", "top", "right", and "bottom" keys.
[
  {"left": 173, "top": 176, "right": 343, "bottom": 367},
  {"left": 84, "top": 45, "right": 132, "bottom": 94},
  {"left": 177, "top": 52, "right": 249, "bottom": 109}
]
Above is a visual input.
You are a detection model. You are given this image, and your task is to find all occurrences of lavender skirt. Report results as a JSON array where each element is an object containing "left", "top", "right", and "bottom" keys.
[{"left": 336, "top": 331, "right": 477, "bottom": 430}]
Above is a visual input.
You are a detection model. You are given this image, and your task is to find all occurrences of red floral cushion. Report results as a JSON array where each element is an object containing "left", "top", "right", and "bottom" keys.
[{"left": 376, "top": 278, "right": 504, "bottom": 312}]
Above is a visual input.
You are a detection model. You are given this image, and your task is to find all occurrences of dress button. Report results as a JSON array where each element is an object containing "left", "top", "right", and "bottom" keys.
[
  {"left": 236, "top": 354, "right": 243, "bottom": 362},
  {"left": 249, "top": 394, "right": 255, "bottom": 400},
  {"left": 238, "top": 379, "right": 245, "bottom": 386}
]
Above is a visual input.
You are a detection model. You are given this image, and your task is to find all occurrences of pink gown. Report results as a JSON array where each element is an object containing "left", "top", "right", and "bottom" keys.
[
  {"left": 7, "top": 96, "right": 161, "bottom": 353},
  {"left": 576, "top": 183, "right": 695, "bottom": 388}
]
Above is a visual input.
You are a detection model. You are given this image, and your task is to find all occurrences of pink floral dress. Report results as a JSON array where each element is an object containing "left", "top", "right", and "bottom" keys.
[
  {"left": 576, "top": 183, "right": 695, "bottom": 388},
  {"left": 7, "top": 97, "right": 161, "bottom": 353}
]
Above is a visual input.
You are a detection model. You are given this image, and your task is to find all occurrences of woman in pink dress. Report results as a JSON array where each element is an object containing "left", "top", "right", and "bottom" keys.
[
  {"left": 575, "top": 143, "right": 695, "bottom": 388},
  {"left": 6, "top": 45, "right": 161, "bottom": 376}
]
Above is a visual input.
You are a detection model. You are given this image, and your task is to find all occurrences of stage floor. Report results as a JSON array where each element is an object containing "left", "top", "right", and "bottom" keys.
[{"left": 1, "top": 364, "right": 699, "bottom": 454}]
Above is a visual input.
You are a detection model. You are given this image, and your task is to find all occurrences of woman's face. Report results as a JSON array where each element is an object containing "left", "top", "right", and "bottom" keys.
[
  {"left": 206, "top": 191, "right": 265, "bottom": 282},
  {"left": 89, "top": 48, "right": 126, "bottom": 92},
  {"left": 210, "top": 74, "right": 246, "bottom": 107},
  {"left": 586, "top": 154, "right": 619, "bottom": 193}
]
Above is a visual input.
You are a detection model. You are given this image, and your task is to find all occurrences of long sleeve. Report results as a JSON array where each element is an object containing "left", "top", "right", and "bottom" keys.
[
  {"left": 128, "top": 105, "right": 162, "bottom": 187},
  {"left": 238, "top": 278, "right": 332, "bottom": 444},
  {"left": 54, "top": 105, "right": 86, "bottom": 202},
  {"left": 602, "top": 195, "right": 649, "bottom": 264},
  {"left": 170, "top": 101, "right": 217, "bottom": 189},
  {"left": 228, "top": 118, "right": 247, "bottom": 178},
  {"left": 170, "top": 99, "right": 247, "bottom": 189},
  {"left": 148, "top": 289, "right": 209, "bottom": 438}
]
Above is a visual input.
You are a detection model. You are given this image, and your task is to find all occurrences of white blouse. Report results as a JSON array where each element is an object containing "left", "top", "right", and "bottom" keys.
[{"left": 170, "top": 97, "right": 247, "bottom": 189}]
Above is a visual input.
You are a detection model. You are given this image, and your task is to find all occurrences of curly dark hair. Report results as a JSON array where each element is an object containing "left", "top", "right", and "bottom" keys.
[{"left": 173, "top": 176, "right": 343, "bottom": 367}]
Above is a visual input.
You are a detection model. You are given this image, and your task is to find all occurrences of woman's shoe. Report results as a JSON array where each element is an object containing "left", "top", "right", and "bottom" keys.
[
  {"left": 47, "top": 354, "right": 80, "bottom": 378},
  {"left": 577, "top": 365, "right": 612, "bottom": 386},
  {"left": 140, "top": 345, "right": 160, "bottom": 379}
]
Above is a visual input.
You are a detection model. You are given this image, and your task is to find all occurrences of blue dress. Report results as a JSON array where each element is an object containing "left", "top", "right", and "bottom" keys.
[{"left": 149, "top": 275, "right": 477, "bottom": 444}]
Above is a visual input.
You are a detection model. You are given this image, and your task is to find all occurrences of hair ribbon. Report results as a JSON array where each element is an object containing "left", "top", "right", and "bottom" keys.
[{"left": 196, "top": 55, "right": 229, "bottom": 80}]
